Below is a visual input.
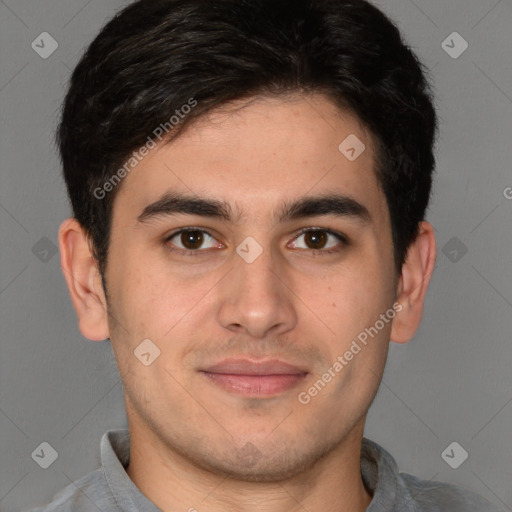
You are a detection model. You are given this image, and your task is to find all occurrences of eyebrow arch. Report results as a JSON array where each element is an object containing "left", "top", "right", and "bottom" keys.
[{"left": 136, "top": 191, "right": 371, "bottom": 225}]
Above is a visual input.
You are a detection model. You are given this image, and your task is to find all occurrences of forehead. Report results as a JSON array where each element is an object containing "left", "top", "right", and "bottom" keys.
[{"left": 113, "top": 93, "right": 387, "bottom": 224}]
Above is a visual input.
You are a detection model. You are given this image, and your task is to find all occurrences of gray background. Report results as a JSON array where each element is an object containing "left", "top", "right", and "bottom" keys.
[{"left": 1, "top": 0, "right": 511, "bottom": 510}]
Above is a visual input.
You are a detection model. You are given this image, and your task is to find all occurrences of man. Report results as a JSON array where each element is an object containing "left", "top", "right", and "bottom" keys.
[{"left": 30, "top": 0, "right": 504, "bottom": 510}]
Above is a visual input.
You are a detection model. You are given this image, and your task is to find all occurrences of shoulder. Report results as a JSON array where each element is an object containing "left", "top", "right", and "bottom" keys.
[
  {"left": 361, "top": 437, "right": 505, "bottom": 512},
  {"left": 400, "top": 472, "right": 506, "bottom": 512},
  {"left": 26, "top": 467, "right": 117, "bottom": 512}
]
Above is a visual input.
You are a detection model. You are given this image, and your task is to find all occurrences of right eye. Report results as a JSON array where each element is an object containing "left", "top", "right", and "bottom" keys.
[{"left": 164, "top": 228, "right": 224, "bottom": 255}]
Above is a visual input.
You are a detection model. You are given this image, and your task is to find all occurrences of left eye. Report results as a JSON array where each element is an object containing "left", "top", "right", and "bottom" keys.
[{"left": 289, "top": 229, "right": 345, "bottom": 251}]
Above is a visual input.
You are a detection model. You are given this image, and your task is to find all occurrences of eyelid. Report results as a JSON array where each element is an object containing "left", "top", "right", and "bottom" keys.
[
  {"left": 164, "top": 227, "right": 224, "bottom": 254},
  {"left": 292, "top": 227, "right": 349, "bottom": 244}
]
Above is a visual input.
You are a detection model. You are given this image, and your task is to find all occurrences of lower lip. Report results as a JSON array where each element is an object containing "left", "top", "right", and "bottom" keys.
[{"left": 201, "top": 372, "right": 307, "bottom": 397}]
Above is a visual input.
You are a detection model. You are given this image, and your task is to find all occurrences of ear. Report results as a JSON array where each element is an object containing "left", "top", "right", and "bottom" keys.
[
  {"left": 58, "top": 218, "right": 110, "bottom": 341},
  {"left": 390, "top": 221, "right": 436, "bottom": 344}
]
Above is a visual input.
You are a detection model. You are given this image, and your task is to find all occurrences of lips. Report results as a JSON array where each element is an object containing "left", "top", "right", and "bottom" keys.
[
  {"left": 202, "top": 358, "right": 308, "bottom": 376},
  {"left": 200, "top": 358, "right": 308, "bottom": 397}
]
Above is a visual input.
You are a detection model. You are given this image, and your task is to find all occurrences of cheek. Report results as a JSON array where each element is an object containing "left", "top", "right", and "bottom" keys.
[
  {"left": 306, "top": 263, "right": 393, "bottom": 337},
  {"left": 111, "top": 257, "right": 220, "bottom": 341}
]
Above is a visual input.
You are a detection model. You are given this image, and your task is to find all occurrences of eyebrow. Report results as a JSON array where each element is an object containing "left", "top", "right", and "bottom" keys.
[{"left": 136, "top": 191, "right": 371, "bottom": 225}]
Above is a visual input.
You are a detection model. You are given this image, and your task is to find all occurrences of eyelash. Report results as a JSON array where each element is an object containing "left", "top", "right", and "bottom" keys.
[{"left": 163, "top": 227, "right": 349, "bottom": 257}]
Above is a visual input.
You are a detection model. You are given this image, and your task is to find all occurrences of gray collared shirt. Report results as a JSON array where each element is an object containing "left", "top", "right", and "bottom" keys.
[{"left": 28, "top": 429, "right": 505, "bottom": 511}]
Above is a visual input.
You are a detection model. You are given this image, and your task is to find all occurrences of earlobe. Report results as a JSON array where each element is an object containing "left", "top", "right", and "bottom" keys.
[
  {"left": 390, "top": 221, "right": 436, "bottom": 344},
  {"left": 58, "top": 218, "right": 110, "bottom": 341}
]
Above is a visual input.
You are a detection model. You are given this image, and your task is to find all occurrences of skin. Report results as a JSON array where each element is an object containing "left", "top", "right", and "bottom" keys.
[{"left": 59, "top": 93, "right": 436, "bottom": 512}]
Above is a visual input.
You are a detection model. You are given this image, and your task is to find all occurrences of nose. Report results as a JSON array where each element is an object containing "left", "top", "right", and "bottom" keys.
[{"left": 217, "top": 242, "right": 298, "bottom": 339}]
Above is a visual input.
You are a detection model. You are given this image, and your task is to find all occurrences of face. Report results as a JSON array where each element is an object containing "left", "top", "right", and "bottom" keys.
[{"left": 103, "top": 93, "right": 398, "bottom": 481}]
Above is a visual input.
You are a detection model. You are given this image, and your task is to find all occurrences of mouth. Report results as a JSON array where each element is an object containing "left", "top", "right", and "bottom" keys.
[{"left": 199, "top": 358, "right": 308, "bottom": 397}]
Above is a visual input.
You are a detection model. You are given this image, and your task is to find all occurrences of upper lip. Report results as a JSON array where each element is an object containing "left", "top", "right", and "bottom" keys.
[{"left": 201, "top": 358, "right": 308, "bottom": 376}]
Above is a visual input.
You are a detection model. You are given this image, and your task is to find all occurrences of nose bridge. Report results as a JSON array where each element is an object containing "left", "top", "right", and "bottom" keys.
[
  {"left": 217, "top": 236, "right": 297, "bottom": 337},
  {"left": 238, "top": 239, "right": 277, "bottom": 290},
  {"left": 233, "top": 237, "right": 282, "bottom": 305}
]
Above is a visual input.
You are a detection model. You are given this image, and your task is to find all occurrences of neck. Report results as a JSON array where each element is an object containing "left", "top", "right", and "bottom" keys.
[{"left": 126, "top": 420, "right": 373, "bottom": 512}]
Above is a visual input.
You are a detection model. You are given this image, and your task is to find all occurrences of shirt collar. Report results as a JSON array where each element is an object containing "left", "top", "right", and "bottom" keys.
[
  {"left": 361, "top": 437, "right": 418, "bottom": 511},
  {"left": 101, "top": 429, "right": 160, "bottom": 511}
]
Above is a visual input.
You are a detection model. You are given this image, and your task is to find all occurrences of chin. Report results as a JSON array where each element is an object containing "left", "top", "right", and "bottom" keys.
[{"left": 191, "top": 438, "right": 339, "bottom": 483}]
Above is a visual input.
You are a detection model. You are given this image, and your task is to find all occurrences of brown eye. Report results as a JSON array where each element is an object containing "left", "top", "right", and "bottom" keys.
[
  {"left": 180, "top": 230, "right": 204, "bottom": 250},
  {"left": 290, "top": 228, "right": 347, "bottom": 253},
  {"left": 303, "top": 230, "right": 328, "bottom": 249},
  {"left": 165, "top": 229, "right": 221, "bottom": 254}
]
